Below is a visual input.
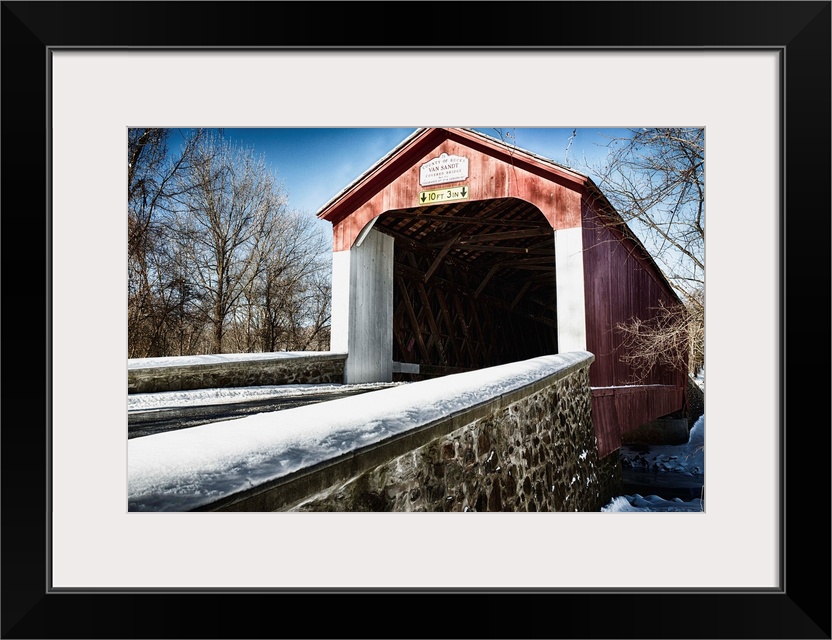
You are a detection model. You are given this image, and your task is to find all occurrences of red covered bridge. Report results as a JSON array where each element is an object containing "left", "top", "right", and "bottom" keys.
[{"left": 317, "top": 127, "right": 688, "bottom": 458}]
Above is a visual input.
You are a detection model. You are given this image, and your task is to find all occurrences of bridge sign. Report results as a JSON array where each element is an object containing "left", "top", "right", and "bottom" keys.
[
  {"left": 419, "top": 153, "right": 469, "bottom": 186},
  {"left": 419, "top": 185, "right": 470, "bottom": 205}
]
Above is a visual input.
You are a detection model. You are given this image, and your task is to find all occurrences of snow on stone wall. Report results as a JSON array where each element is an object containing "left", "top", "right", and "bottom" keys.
[{"left": 290, "top": 364, "right": 620, "bottom": 512}]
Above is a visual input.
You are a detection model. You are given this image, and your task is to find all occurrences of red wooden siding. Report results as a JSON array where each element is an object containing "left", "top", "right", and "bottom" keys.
[
  {"left": 580, "top": 195, "right": 685, "bottom": 389},
  {"left": 324, "top": 129, "right": 584, "bottom": 251},
  {"left": 591, "top": 386, "right": 685, "bottom": 457},
  {"left": 580, "top": 193, "right": 688, "bottom": 454}
]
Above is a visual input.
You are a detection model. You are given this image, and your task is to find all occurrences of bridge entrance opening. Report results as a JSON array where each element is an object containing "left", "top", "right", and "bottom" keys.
[{"left": 372, "top": 197, "right": 558, "bottom": 381}]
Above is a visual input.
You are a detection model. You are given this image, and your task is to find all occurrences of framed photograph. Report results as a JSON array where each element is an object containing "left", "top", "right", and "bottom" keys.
[{"left": 3, "top": 1, "right": 829, "bottom": 638}]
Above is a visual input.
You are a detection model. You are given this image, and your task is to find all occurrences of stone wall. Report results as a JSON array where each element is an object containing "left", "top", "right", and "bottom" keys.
[
  {"left": 127, "top": 353, "right": 347, "bottom": 394},
  {"left": 289, "top": 364, "right": 621, "bottom": 512}
]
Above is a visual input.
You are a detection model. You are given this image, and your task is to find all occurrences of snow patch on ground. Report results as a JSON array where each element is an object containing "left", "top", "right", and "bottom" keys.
[
  {"left": 601, "top": 494, "right": 703, "bottom": 512},
  {"left": 128, "top": 382, "right": 404, "bottom": 412}
]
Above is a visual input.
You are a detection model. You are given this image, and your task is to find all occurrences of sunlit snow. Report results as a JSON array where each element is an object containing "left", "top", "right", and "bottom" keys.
[
  {"left": 128, "top": 381, "right": 402, "bottom": 412},
  {"left": 601, "top": 494, "right": 703, "bottom": 512},
  {"left": 128, "top": 352, "right": 592, "bottom": 512}
]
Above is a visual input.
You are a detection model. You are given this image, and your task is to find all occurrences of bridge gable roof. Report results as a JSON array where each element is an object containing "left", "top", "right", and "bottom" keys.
[{"left": 316, "top": 127, "right": 590, "bottom": 227}]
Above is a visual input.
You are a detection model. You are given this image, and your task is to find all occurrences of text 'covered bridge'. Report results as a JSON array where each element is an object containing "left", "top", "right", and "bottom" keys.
[{"left": 317, "top": 127, "right": 688, "bottom": 457}]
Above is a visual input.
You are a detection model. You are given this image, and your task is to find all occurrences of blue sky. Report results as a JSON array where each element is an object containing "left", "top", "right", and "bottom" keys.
[{"left": 195, "top": 127, "right": 631, "bottom": 217}]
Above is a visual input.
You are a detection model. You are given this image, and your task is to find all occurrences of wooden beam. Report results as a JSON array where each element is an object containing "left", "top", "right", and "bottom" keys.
[
  {"left": 511, "top": 281, "right": 533, "bottom": 309},
  {"left": 506, "top": 265, "right": 558, "bottom": 271},
  {"left": 380, "top": 227, "right": 469, "bottom": 268},
  {"left": 455, "top": 244, "right": 553, "bottom": 255},
  {"left": 527, "top": 272, "right": 557, "bottom": 282},
  {"left": 467, "top": 294, "right": 491, "bottom": 365},
  {"left": 472, "top": 257, "right": 554, "bottom": 280},
  {"left": 458, "top": 228, "right": 552, "bottom": 244},
  {"left": 452, "top": 292, "right": 478, "bottom": 366},
  {"left": 493, "top": 256, "right": 556, "bottom": 266},
  {"left": 416, "top": 283, "right": 447, "bottom": 364},
  {"left": 396, "top": 275, "right": 430, "bottom": 362},
  {"left": 475, "top": 263, "right": 501, "bottom": 298},
  {"left": 415, "top": 301, "right": 438, "bottom": 356},
  {"left": 395, "top": 258, "right": 559, "bottom": 328},
  {"left": 435, "top": 288, "right": 463, "bottom": 364},
  {"left": 379, "top": 211, "right": 546, "bottom": 228},
  {"left": 424, "top": 233, "right": 461, "bottom": 283},
  {"left": 403, "top": 250, "right": 420, "bottom": 269},
  {"left": 426, "top": 228, "right": 551, "bottom": 249},
  {"left": 392, "top": 311, "right": 411, "bottom": 359},
  {"left": 418, "top": 363, "right": 473, "bottom": 377}
]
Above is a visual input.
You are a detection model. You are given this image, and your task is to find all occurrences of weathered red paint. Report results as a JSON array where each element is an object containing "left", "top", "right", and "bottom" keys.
[
  {"left": 319, "top": 128, "right": 585, "bottom": 251},
  {"left": 591, "top": 386, "right": 685, "bottom": 457}
]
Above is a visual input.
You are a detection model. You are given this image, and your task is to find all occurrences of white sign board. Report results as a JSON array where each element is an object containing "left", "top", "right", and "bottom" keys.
[{"left": 419, "top": 153, "right": 469, "bottom": 186}]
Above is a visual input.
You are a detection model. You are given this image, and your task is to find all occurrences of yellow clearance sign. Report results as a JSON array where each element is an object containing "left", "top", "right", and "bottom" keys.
[{"left": 418, "top": 185, "right": 469, "bottom": 205}]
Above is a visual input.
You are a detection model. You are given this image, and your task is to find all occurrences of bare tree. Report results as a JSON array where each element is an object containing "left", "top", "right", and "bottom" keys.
[
  {"left": 128, "top": 128, "right": 206, "bottom": 357},
  {"left": 300, "top": 268, "right": 332, "bottom": 351},
  {"left": 222, "top": 208, "right": 330, "bottom": 354},
  {"left": 581, "top": 128, "right": 705, "bottom": 376},
  {"left": 615, "top": 290, "right": 704, "bottom": 382},
  {"left": 128, "top": 128, "right": 334, "bottom": 358},
  {"left": 172, "top": 134, "right": 289, "bottom": 353},
  {"left": 254, "top": 210, "right": 330, "bottom": 352}
]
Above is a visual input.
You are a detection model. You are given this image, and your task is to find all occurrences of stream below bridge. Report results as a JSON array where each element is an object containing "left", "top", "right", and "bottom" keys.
[{"left": 620, "top": 468, "right": 704, "bottom": 501}]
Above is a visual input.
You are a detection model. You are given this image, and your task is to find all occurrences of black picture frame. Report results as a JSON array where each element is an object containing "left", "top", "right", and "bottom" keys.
[{"left": 2, "top": 2, "right": 829, "bottom": 638}]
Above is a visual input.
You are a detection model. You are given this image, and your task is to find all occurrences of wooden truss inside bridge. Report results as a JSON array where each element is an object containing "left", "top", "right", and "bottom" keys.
[{"left": 375, "top": 197, "right": 558, "bottom": 379}]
